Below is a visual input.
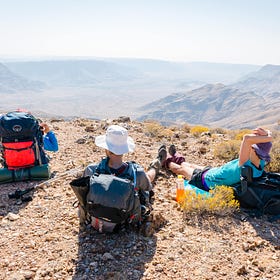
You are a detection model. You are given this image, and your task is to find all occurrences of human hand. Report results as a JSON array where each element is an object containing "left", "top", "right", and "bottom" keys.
[
  {"left": 40, "top": 123, "right": 50, "bottom": 134},
  {"left": 252, "top": 127, "right": 270, "bottom": 136}
]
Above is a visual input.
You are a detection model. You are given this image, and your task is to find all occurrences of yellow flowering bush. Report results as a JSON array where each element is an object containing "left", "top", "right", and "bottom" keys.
[
  {"left": 190, "top": 125, "right": 209, "bottom": 137},
  {"left": 180, "top": 185, "right": 239, "bottom": 216}
]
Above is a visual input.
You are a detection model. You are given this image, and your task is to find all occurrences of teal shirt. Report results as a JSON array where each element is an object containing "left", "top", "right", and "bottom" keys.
[{"left": 204, "top": 158, "right": 265, "bottom": 189}]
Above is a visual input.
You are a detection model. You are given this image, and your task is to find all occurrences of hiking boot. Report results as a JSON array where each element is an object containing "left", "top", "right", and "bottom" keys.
[
  {"left": 149, "top": 145, "right": 167, "bottom": 175},
  {"left": 158, "top": 145, "right": 167, "bottom": 166},
  {"left": 169, "top": 144, "right": 176, "bottom": 156},
  {"left": 141, "top": 205, "right": 148, "bottom": 216},
  {"left": 141, "top": 221, "right": 155, "bottom": 237},
  {"left": 149, "top": 158, "right": 161, "bottom": 175}
]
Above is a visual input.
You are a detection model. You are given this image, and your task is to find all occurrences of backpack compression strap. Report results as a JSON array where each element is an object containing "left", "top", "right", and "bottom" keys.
[{"left": 93, "top": 160, "right": 139, "bottom": 225}]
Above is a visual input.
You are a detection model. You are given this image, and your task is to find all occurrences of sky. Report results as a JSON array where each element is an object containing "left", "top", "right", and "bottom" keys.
[{"left": 1, "top": 0, "right": 280, "bottom": 65}]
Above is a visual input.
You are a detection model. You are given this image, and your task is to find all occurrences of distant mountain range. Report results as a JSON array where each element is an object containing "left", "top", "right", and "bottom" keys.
[
  {"left": 0, "top": 58, "right": 278, "bottom": 129},
  {"left": 231, "top": 64, "right": 280, "bottom": 95},
  {"left": 4, "top": 59, "right": 260, "bottom": 89},
  {"left": 0, "top": 63, "right": 45, "bottom": 93},
  {"left": 137, "top": 65, "right": 280, "bottom": 129},
  {"left": 4, "top": 60, "right": 143, "bottom": 88}
]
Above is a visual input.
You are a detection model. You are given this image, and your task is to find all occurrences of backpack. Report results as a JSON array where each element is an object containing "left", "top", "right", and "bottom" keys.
[
  {"left": 70, "top": 161, "right": 142, "bottom": 232},
  {"left": 0, "top": 111, "right": 48, "bottom": 170},
  {"left": 87, "top": 172, "right": 141, "bottom": 224},
  {"left": 233, "top": 166, "right": 280, "bottom": 216}
]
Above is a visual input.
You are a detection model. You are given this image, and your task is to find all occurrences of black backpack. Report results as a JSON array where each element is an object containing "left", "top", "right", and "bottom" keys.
[
  {"left": 0, "top": 111, "right": 48, "bottom": 170},
  {"left": 86, "top": 170, "right": 141, "bottom": 224},
  {"left": 233, "top": 166, "right": 280, "bottom": 216},
  {"left": 70, "top": 162, "right": 142, "bottom": 230}
]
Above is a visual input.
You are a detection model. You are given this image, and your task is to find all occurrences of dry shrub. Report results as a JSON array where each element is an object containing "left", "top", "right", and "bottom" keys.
[
  {"left": 144, "top": 121, "right": 173, "bottom": 139},
  {"left": 163, "top": 128, "right": 174, "bottom": 139},
  {"left": 74, "top": 118, "right": 93, "bottom": 127},
  {"left": 214, "top": 139, "right": 240, "bottom": 161},
  {"left": 266, "top": 134, "right": 280, "bottom": 172},
  {"left": 168, "top": 125, "right": 178, "bottom": 132},
  {"left": 209, "top": 127, "right": 228, "bottom": 135},
  {"left": 233, "top": 129, "right": 252, "bottom": 140},
  {"left": 180, "top": 186, "right": 239, "bottom": 216},
  {"left": 190, "top": 125, "right": 209, "bottom": 137},
  {"left": 181, "top": 123, "right": 191, "bottom": 133}
]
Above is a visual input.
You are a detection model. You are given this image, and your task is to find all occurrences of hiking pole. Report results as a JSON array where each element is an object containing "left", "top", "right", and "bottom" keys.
[
  {"left": 35, "top": 166, "right": 84, "bottom": 188},
  {"left": 8, "top": 187, "right": 35, "bottom": 199},
  {"left": 8, "top": 166, "right": 83, "bottom": 201}
]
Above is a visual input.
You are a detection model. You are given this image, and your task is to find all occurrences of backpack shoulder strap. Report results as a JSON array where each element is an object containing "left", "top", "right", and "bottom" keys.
[
  {"left": 126, "top": 161, "right": 137, "bottom": 189},
  {"left": 239, "top": 165, "right": 253, "bottom": 195},
  {"left": 96, "top": 159, "right": 138, "bottom": 189},
  {"left": 95, "top": 157, "right": 110, "bottom": 174}
]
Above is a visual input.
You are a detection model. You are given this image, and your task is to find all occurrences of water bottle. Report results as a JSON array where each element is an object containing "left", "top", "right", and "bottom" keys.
[{"left": 176, "top": 174, "right": 185, "bottom": 202}]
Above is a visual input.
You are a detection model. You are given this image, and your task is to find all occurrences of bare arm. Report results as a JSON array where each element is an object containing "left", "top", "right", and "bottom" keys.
[{"left": 239, "top": 127, "right": 272, "bottom": 166}]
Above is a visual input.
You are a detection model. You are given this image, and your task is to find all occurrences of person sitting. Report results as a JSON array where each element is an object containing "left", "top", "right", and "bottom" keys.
[
  {"left": 81, "top": 124, "right": 164, "bottom": 234},
  {"left": 40, "top": 122, "right": 59, "bottom": 152},
  {"left": 157, "top": 127, "right": 273, "bottom": 191}
]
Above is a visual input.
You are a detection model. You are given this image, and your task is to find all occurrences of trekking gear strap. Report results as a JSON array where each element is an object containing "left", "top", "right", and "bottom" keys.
[
  {"left": 240, "top": 166, "right": 264, "bottom": 209},
  {"left": 34, "top": 138, "right": 42, "bottom": 166},
  {"left": 131, "top": 163, "right": 137, "bottom": 189},
  {"left": 240, "top": 166, "right": 253, "bottom": 195}
]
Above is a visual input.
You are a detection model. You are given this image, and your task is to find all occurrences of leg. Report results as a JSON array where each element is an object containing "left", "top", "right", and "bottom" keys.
[
  {"left": 168, "top": 161, "right": 206, "bottom": 180},
  {"left": 146, "top": 167, "right": 157, "bottom": 183},
  {"left": 181, "top": 161, "right": 206, "bottom": 170},
  {"left": 168, "top": 162, "right": 193, "bottom": 179}
]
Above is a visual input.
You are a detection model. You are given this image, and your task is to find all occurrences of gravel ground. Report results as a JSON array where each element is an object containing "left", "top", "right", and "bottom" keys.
[{"left": 0, "top": 118, "right": 279, "bottom": 280}]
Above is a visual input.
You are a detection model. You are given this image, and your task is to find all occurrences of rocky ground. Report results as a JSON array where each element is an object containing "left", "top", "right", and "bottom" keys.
[{"left": 0, "top": 118, "right": 279, "bottom": 280}]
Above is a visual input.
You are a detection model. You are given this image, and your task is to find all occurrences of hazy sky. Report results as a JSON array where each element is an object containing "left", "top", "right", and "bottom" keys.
[{"left": 1, "top": 0, "right": 280, "bottom": 65}]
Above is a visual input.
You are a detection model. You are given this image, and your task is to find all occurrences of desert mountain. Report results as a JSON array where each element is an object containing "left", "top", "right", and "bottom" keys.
[
  {"left": 102, "top": 59, "right": 260, "bottom": 84},
  {"left": 5, "top": 60, "right": 145, "bottom": 87},
  {"left": 231, "top": 64, "right": 280, "bottom": 95},
  {"left": 1, "top": 59, "right": 278, "bottom": 129},
  {"left": 0, "top": 63, "right": 45, "bottom": 93},
  {"left": 137, "top": 65, "right": 280, "bottom": 129},
  {"left": 5, "top": 59, "right": 260, "bottom": 87}
]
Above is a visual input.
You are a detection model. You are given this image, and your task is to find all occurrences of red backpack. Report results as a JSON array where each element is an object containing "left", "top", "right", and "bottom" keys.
[{"left": 0, "top": 111, "right": 48, "bottom": 170}]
